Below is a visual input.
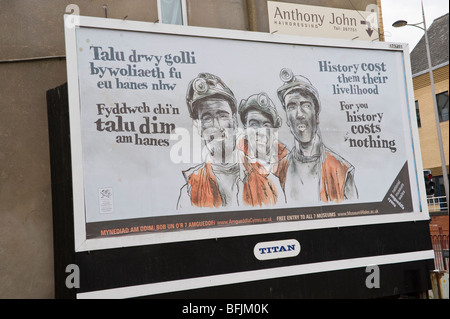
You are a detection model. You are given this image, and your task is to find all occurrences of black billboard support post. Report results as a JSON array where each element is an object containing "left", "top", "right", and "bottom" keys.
[{"left": 47, "top": 83, "right": 78, "bottom": 299}]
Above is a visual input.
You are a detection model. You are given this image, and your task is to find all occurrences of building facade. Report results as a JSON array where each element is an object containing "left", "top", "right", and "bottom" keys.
[{"left": 411, "top": 13, "right": 449, "bottom": 230}]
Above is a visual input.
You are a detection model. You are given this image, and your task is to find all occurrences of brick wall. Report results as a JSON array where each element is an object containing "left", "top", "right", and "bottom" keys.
[{"left": 429, "top": 214, "right": 449, "bottom": 236}]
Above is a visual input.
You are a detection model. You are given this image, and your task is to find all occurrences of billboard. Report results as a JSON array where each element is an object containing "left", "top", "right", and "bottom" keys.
[{"left": 64, "top": 16, "right": 429, "bottom": 253}]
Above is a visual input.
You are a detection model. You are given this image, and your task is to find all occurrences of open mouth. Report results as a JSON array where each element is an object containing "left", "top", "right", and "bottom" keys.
[
  {"left": 209, "top": 133, "right": 226, "bottom": 142},
  {"left": 205, "top": 129, "right": 228, "bottom": 142},
  {"left": 297, "top": 124, "right": 307, "bottom": 132}
]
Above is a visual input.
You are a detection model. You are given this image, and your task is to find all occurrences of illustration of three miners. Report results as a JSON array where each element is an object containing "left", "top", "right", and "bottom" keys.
[{"left": 177, "top": 68, "right": 358, "bottom": 209}]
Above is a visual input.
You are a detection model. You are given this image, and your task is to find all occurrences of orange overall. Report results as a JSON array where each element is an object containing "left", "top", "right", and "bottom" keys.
[
  {"left": 238, "top": 138, "right": 288, "bottom": 207},
  {"left": 185, "top": 162, "right": 223, "bottom": 208}
]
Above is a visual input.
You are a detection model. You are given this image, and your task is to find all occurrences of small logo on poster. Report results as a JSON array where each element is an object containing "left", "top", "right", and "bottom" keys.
[
  {"left": 254, "top": 239, "right": 301, "bottom": 260},
  {"left": 98, "top": 187, "right": 114, "bottom": 214}
]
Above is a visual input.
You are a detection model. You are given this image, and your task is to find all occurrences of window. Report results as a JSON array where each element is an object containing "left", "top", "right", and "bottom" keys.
[
  {"left": 415, "top": 100, "right": 421, "bottom": 128},
  {"left": 158, "top": 0, "right": 187, "bottom": 25},
  {"left": 436, "top": 91, "right": 449, "bottom": 122}
]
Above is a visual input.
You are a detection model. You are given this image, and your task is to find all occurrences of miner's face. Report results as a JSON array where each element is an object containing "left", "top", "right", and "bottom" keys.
[
  {"left": 245, "top": 110, "right": 276, "bottom": 161},
  {"left": 284, "top": 91, "right": 318, "bottom": 145},
  {"left": 196, "top": 98, "right": 237, "bottom": 160}
]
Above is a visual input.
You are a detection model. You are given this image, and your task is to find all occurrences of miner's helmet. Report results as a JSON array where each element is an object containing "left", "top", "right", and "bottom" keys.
[
  {"left": 276, "top": 68, "right": 321, "bottom": 114},
  {"left": 186, "top": 73, "right": 237, "bottom": 119},
  {"left": 238, "top": 92, "right": 282, "bottom": 128}
]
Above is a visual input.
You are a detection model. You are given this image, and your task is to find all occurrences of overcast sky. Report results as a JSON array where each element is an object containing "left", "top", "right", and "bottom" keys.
[{"left": 380, "top": 0, "right": 449, "bottom": 51}]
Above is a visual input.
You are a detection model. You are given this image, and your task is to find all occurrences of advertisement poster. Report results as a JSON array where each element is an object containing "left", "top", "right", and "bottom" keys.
[{"left": 67, "top": 19, "right": 423, "bottom": 248}]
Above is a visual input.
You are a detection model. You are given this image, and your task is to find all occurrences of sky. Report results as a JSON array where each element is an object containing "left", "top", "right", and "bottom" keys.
[{"left": 380, "top": 0, "right": 449, "bottom": 52}]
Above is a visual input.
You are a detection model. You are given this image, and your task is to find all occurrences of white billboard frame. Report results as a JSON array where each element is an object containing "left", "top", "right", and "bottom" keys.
[{"left": 64, "top": 15, "right": 429, "bottom": 253}]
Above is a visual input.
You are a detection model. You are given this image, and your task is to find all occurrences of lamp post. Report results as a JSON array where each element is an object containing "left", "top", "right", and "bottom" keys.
[{"left": 393, "top": 0, "right": 449, "bottom": 211}]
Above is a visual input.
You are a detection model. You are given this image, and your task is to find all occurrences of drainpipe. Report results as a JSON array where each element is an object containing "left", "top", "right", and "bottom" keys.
[{"left": 246, "top": 0, "right": 258, "bottom": 31}]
